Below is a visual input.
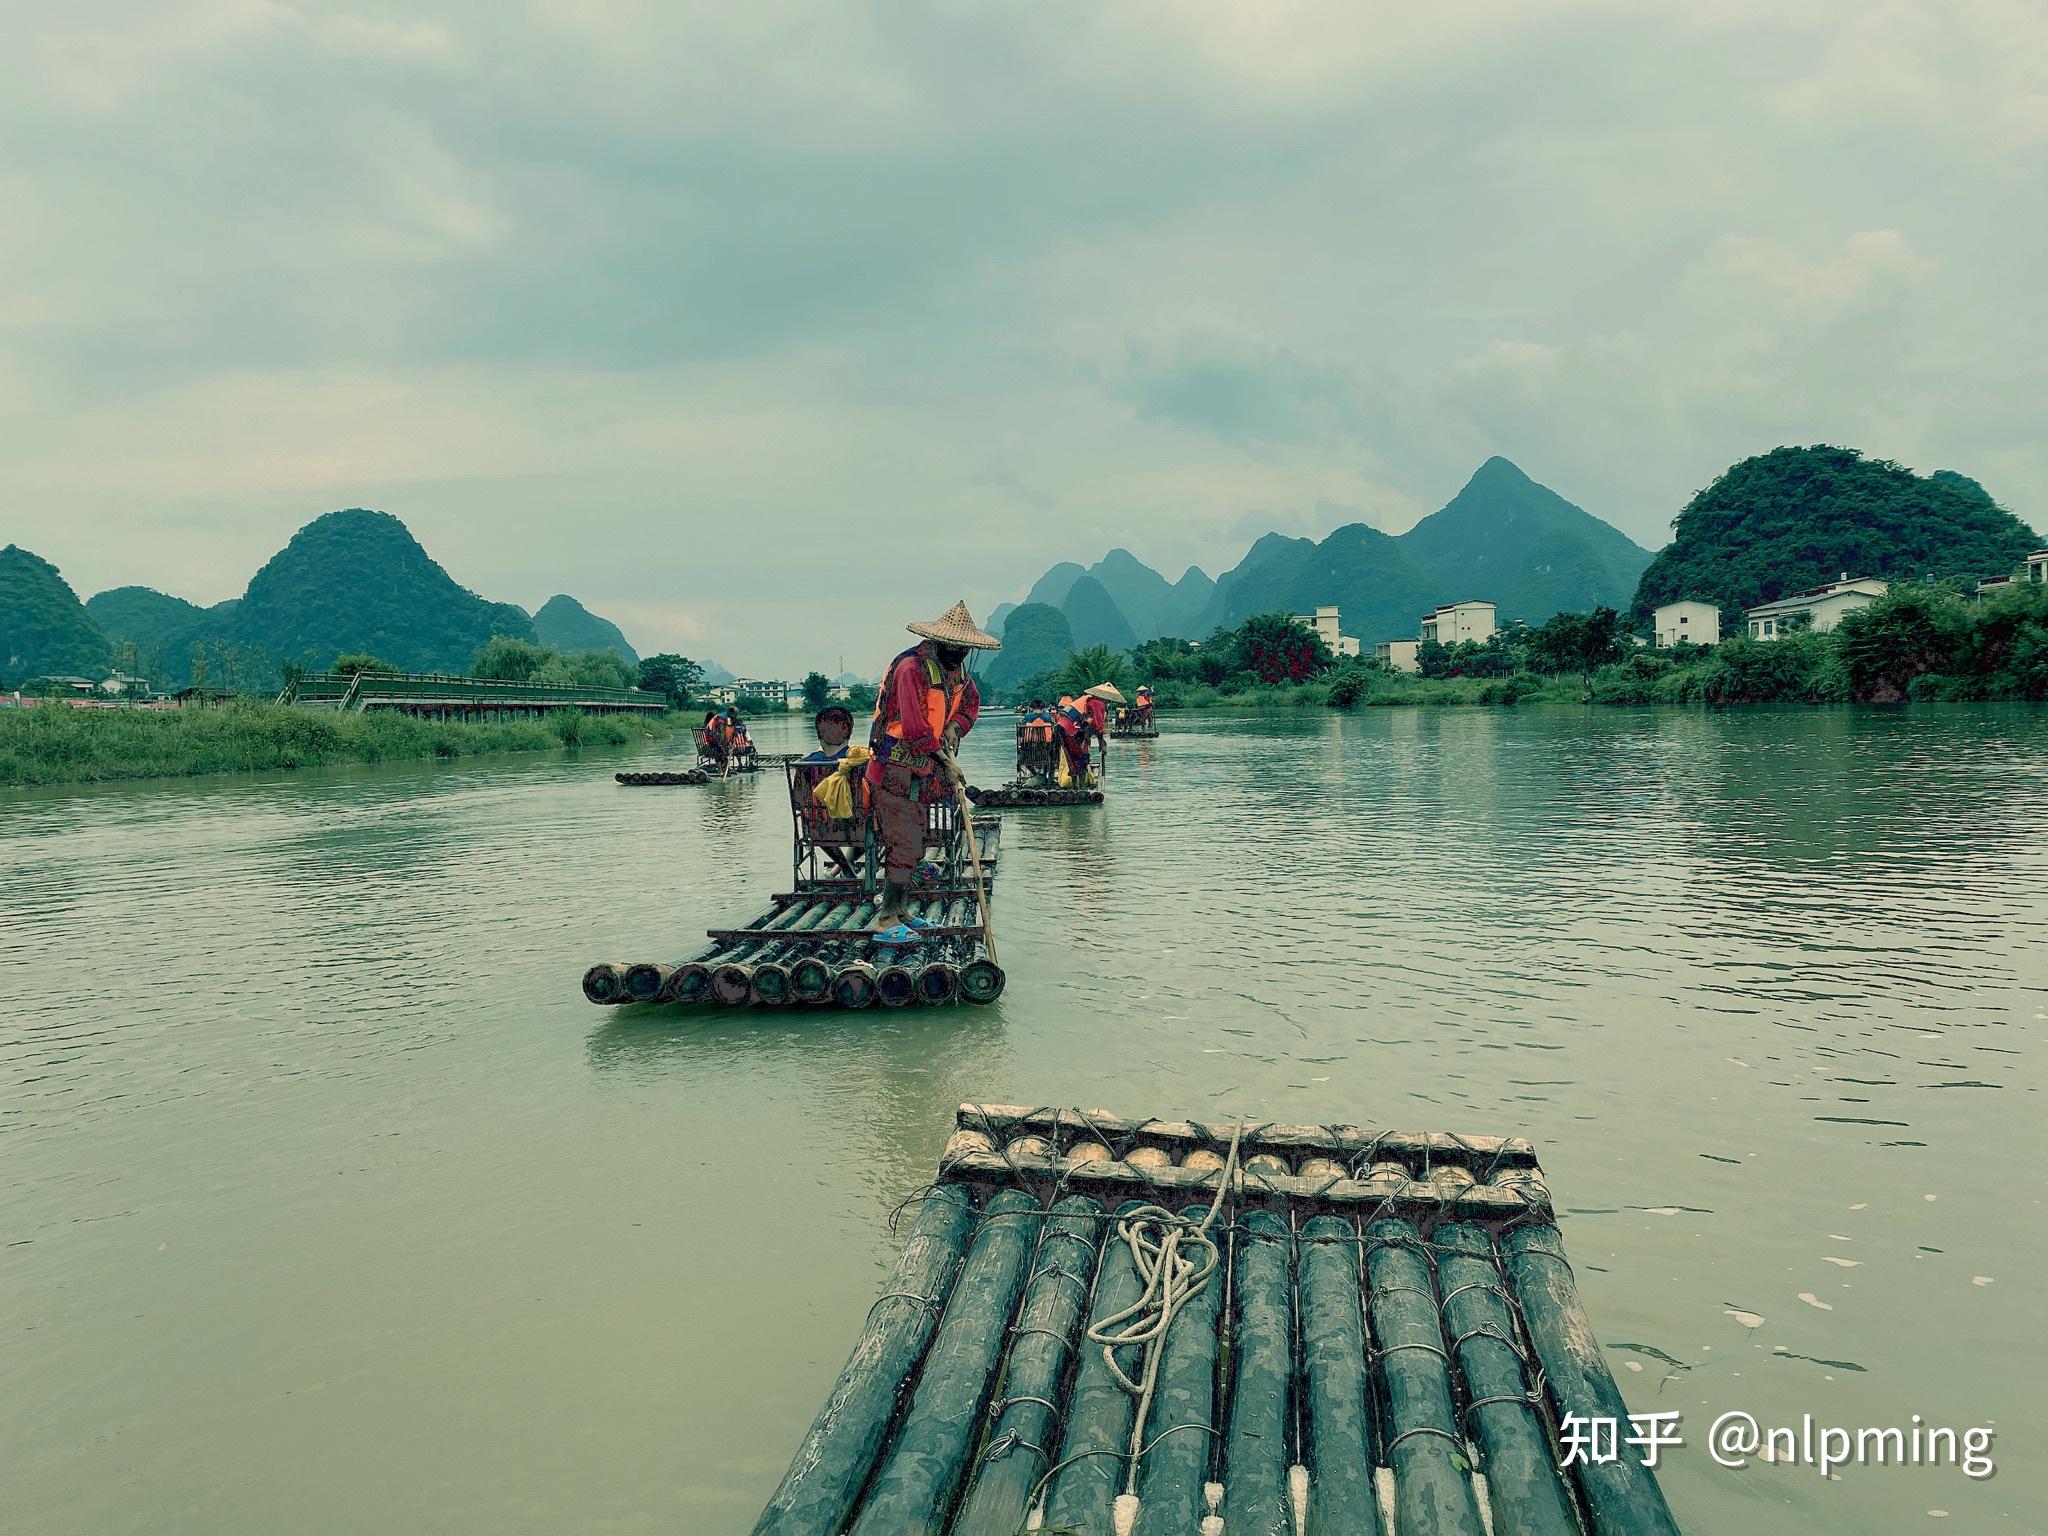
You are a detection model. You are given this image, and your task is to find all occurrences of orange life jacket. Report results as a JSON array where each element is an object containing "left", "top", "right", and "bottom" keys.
[{"left": 874, "top": 647, "right": 969, "bottom": 761}]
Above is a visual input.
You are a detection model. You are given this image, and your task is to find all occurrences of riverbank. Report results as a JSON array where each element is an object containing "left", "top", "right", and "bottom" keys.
[{"left": 0, "top": 700, "right": 682, "bottom": 788}]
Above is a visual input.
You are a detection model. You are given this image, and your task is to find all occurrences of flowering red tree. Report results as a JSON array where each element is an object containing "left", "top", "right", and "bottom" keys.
[{"left": 1235, "top": 613, "right": 1331, "bottom": 685}]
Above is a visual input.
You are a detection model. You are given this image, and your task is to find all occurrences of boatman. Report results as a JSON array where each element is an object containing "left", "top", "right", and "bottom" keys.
[
  {"left": 1134, "top": 684, "right": 1154, "bottom": 725},
  {"left": 866, "top": 601, "right": 1000, "bottom": 928}
]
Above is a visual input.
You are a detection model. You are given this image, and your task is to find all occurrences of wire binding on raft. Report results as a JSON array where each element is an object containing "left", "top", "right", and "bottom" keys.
[{"left": 751, "top": 1103, "right": 1683, "bottom": 1536}]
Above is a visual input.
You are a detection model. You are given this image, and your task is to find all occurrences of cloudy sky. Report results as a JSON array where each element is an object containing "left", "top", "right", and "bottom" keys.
[{"left": 4, "top": 1, "right": 2043, "bottom": 674}]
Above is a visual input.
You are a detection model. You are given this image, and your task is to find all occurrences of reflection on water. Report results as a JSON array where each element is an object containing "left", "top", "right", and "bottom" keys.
[{"left": 3, "top": 706, "right": 2045, "bottom": 1533}]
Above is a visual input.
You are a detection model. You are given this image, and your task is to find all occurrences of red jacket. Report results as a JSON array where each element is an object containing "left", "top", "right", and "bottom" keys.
[{"left": 868, "top": 643, "right": 980, "bottom": 777}]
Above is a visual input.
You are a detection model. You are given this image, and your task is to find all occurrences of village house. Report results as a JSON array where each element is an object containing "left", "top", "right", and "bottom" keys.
[
  {"left": 1652, "top": 601, "right": 1720, "bottom": 647},
  {"left": 1744, "top": 575, "right": 1887, "bottom": 640},
  {"left": 1374, "top": 640, "right": 1420, "bottom": 674},
  {"left": 1289, "top": 605, "right": 1361, "bottom": 658},
  {"left": 1419, "top": 600, "right": 1497, "bottom": 647}
]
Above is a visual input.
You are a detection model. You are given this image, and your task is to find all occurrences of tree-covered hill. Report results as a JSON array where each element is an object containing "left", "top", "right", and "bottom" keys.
[
  {"left": 1399, "top": 457, "right": 1653, "bottom": 621},
  {"left": 978, "top": 602, "right": 1074, "bottom": 696},
  {"left": 85, "top": 587, "right": 209, "bottom": 654},
  {"left": 530, "top": 594, "right": 639, "bottom": 663},
  {"left": 164, "top": 509, "right": 536, "bottom": 683},
  {"left": 1191, "top": 523, "right": 1438, "bottom": 641},
  {"left": 1060, "top": 574, "right": 1138, "bottom": 653},
  {"left": 1633, "top": 446, "right": 2043, "bottom": 617},
  {"left": 2, "top": 545, "right": 111, "bottom": 681}
]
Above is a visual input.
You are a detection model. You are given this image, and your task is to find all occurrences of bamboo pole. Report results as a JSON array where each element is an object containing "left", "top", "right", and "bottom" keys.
[
  {"left": 1223, "top": 1209, "right": 1294, "bottom": 1536},
  {"left": 621, "top": 962, "right": 672, "bottom": 1004},
  {"left": 1041, "top": 1199, "right": 1151, "bottom": 1534},
  {"left": 580, "top": 963, "right": 628, "bottom": 1005},
  {"left": 1363, "top": 1217, "right": 1486, "bottom": 1536},
  {"left": 1131, "top": 1202, "right": 1227, "bottom": 1536},
  {"left": 948, "top": 1195, "right": 1106, "bottom": 1536},
  {"left": 750, "top": 1184, "right": 978, "bottom": 1536},
  {"left": 1297, "top": 1214, "right": 1384, "bottom": 1536},
  {"left": 846, "top": 1190, "right": 1044, "bottom": 1536},
  {"left": 1435, "top": 1223, "right": 1579, "bottom": 1536},
  {"left": 1500, "top": 1224, "right": 1681, "bottom": 1536}
]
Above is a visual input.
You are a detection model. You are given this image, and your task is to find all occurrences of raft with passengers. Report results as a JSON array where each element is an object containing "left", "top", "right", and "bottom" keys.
[
  {"left": 1109, "top": 683, "right": 1158, "bottom": 738},
  {"left": 967, "top": 683, "right": 1119, "bottom": 808},
  {"left": 583, "top": 604, "right": 1008, "bottom": 1009}
]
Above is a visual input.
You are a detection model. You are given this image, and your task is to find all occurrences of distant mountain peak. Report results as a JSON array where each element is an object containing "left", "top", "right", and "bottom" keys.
[{"left": 532, "top": 593, "right": 639, "bottom": 664}]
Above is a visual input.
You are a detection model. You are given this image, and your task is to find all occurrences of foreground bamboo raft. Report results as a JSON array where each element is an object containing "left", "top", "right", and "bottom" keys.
[
  {"left": 581, "top": 822, "right": 1003, "bottom": 1010},
  {"left": 754, "top": 1104, "right": 1680, "bottom": 1536}
]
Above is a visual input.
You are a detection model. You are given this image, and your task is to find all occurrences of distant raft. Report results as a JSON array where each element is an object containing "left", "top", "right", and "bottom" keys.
[
  {"left": 580, "top": 822, "right": 1003, "bottom": 1010},
  {"left": 965, "top": 782, "right": 1103, "bottom": 808},
  {"left": 615, "top": 769, "right": 711, "bottom": 786},
  {"left": 752, "top": 1103, "right": 1682, "bottom": 1536}
]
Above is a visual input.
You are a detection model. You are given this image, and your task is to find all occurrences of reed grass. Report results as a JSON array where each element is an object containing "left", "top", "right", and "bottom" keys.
[{"left": 0, "top": 700, "right": 678, "bottom": 788}]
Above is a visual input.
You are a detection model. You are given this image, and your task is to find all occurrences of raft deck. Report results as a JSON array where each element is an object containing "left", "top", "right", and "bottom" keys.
[
  {"left": 581, "top": 824, "right": 1003, "bottom": 1010},
  {"left": 754, "top": 1103, "right": 1680, "bottom": 1536}
]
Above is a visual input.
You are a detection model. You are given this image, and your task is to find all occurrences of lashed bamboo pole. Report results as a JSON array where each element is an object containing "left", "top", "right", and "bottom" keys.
[
  {"left": 750, "top": 1184, "right": 979, "bottom": 1536},
  {"left": 845, "top": 1190, "right": 1044, "bottom": 1536},
  {"left": 1223, "top": 1208, "right": 1294, "bottom": 1536},
  {"left": 1297, "top": 1214, "right": 1384, "bottom": 1535}
]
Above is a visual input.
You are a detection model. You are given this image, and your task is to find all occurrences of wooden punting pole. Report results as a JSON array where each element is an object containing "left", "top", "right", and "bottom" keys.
[
  {"left": 750, "top": 1184, "right": 978, "bottom": 1536},
  {"left": 845, "top": 1190, "right": 1044, "bottom": 1536},
  {"left": 1501, "top": 1224, "right": 1681, "bottom": 1536}
]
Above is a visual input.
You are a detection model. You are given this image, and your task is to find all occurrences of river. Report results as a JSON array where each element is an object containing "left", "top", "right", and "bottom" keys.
[{"left": 3, "top": 705, "right": 2043, "bottom": 1534}]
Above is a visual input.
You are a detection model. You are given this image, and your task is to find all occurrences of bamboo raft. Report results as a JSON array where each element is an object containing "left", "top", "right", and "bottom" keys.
[
  {"left": 1107, "top": 724, "right": 1157, "bottom": 739},
  {"left": 582, "top": 821, "right": 1003, "bottom": 1010},
  {"left": 754, "top": 1104, "right": 1680, "bottom": 1536},
  {"left": 616, "top": 769, "right": 711, "bottom": 786},
  {"left": 967, "top": 783, "right": 1104, "bottom": 808}
]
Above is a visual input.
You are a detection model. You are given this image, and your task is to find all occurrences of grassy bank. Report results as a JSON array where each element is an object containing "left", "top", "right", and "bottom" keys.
[{"left": 0, "top": 701, "right": 679, "bottom": 788}]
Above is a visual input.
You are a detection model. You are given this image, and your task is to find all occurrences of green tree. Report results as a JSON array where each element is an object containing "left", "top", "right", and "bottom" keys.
[
  {"left": 1525, "top": 607, "right": 1627, "bottom": 684},
  {"left": 331, "top": 652, "right": 395, "bottom": 676},
  {"left": 845, "top": 682, "right": 878, "bottom": 713},
  {"left": 1058, "top": 644, "right": 1128, "bottom": 694},
  {"left": 636, "top": 653, "right": 705, "bottom": 710},
  {"left": 800, "top": 670, "right": 833, "bottom": 710},
  {"left": 471, "top": 635, "right": 555, "bottom": 682},
  {"left": 1832, "top": 587, "right": 1970, "bottom": 703},
  {"left": 561, "top": 649, "right": 634, "bottom": 690}
]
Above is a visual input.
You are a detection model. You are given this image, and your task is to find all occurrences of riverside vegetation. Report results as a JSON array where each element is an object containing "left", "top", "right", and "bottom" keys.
[
  {"left": 0, "top": 638, "right": 709, "bottom": 788},
  {"left": 1002, "top": 584, "right": 2048, "bottom": 713}
]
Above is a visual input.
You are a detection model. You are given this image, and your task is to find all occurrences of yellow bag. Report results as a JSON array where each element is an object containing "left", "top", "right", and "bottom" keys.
[
  {"left": 812, "top": 747, "right": 873, "bottom": 819},
  {"left": 1055, "top": 749, "right": 1072, "bottom": 789}
]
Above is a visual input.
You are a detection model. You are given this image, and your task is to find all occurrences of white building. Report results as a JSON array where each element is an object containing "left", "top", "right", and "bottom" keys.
[
  {"left": 1419, "top": 600, "right": 1496, "bottom": 647},
  {"left": 1290, "top": 605, "right": 1361, "bottom": 658},
  {"left": 1652, "top": 601, "right": 1719, "bottom": 648},
  {"left": 2028, "top": 550, "right": 2048, "bottom": 585},
  {"left": 1374, "top": 640, "right": 1420, "bottom": 674},
  {"left": 1744, "top": 576, "right": 1888, "bottom": 640}
]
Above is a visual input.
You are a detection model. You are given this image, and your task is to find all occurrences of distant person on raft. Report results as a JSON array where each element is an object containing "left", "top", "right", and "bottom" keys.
[{"left": 866, "top": 601, "right": 999, "bottom": 931}]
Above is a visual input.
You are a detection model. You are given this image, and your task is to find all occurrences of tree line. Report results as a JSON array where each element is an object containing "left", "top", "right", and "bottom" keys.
[{"left": 988, "top": 584, "right": 2048, "bottom": 710}]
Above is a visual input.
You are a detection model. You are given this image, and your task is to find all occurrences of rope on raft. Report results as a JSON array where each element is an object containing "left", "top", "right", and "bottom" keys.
[{"left": 1084, "top": 1117, "right": 1246, "bottom": 1503}]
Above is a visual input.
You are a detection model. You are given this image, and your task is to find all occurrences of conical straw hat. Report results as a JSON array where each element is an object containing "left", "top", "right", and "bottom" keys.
[
  {"left": 1083, "top": 682, "right": 1127, "bottom": 703},
  {"left": 907, "top": 600, "right": 1001, "bottom": 650}
]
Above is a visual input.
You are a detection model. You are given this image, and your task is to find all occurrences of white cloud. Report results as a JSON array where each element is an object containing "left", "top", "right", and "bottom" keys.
[{"left": 0, "top": 1, "right": 2042, "bottom": 674}]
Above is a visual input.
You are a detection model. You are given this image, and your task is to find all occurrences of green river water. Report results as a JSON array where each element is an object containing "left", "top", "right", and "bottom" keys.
[{"left": 3, "top": 706, "right": 2044, "bottom": 1534}]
